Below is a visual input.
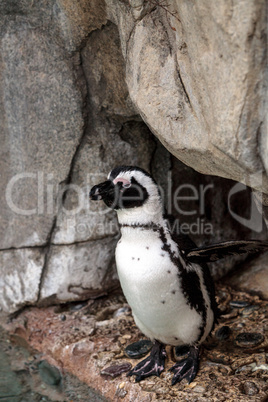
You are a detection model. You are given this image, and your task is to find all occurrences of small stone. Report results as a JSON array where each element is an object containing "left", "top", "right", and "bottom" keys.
[
  {"left": 215, "top": 326, "right": 232, "bottom": 341},
  {"left": 101, "top": 362, "right": 132, "bottom": 378},
  {"left": 241, "top": 305, "right": 260, "bottom": 316},
  {"left": 235, "top": 332, "right": 264, "bottom": 348},
  {"left": 119, "top": 382, "right": 125, "bottom": 389},
  {"left": 125, "top": 340, "right": 153, "bottom": 359},
  {"left": 113, "top": 307, "right": 130, "bottom": 318},
  {"left": 115, "top": 386, "right": 128, "bottom": 398},
  {"left": 72, "top": 340, "right": 95, "bottom": 356},
  {"left": 69, "top": 302, "right": 87, "bottom": 311},
  {"left": 60, "top": 314, "right": 66, "bottom": 321},
  {"left": 235, "top": 364, "right": 255, "bottom": 375},
  {"left": 252, "top": 364, "right": 268, "bottom": 372},
  {"left": 96, "top": 352, "right": 115, "bottom": 368},
  {"left": 229, "top": 300, "right": 249, "bottom": 308},
  {"left": 221, "top": 310, "right": 238, "bottom": 320},
  {"left": 188, "top": 382, "right": 197, "bottom": 388},
  {"left": 38, "top": 360, "right": 62, "bottom": 386},
  {"left": 122, "top": 334, "right": 131, "bottom": 340},
  {"left": 242, "top": 381, "right": 259, "bottom": 396},
  {"left": 193, "top": 385, "right": 206, "bottom": 393}
]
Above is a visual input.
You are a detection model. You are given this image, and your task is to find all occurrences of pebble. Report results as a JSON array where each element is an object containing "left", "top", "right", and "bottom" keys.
[
  {"left": 235, "top": 332, "right": 264, "bottom": 348},
  {"left": 221, "top": 310, "right": 238, "bottom": 320},
  {"left": 229, "top": 300, "right": 249, "bottom": 308},
  {"left": 60, "top": 314, "right": 66, "bottom": 321},
  {"left": 96, "top": 352, "right": 115, "bottom": 368},
  {"left": 193, "top": 385, "right": 206, "bottom": 393},
  {"left": 122, "top": 334, "right": 132, "bottom": 340},
  {"left": 125, "top": 340, "right": 153, "bottom": 359},
  {"left": 38, "top": 360, "right": 61, "bottom": 386},
  {"left": 188, "top": 382, "right": 197, "bottom": 388},
  {"left": 69, "top": 302, "right": 87, "bottom": 312},
  {"left": 241, "top": 305, "right": 260, "bottom": 316},
  {"left": 101, "top": 362, "right": 132, "bottom": 378},
  {"left": 115, "top": 387, "right": 127, "bottom": 398},
  {"left": 235, "top": 363, "right": 256, "bottom": 375},
  {"left": 113, "top": 307, "right": 130, "bottom": 318},
  {"left": 242, "top": 381, "right": 259, "bottom": 396},
  {"left": 252, "top": 364, "right": 268, "bottom": 372},
  {"left": 215, "top": 326, "right": 232, "bottom": 341},
  {"left": 72, "top": 340, "right": 95, "bottom": 356}
]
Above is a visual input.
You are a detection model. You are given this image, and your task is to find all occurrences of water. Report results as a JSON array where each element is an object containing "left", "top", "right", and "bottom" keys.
[{"left": 0, "top": 326, "right": 106, "bottom": 402}]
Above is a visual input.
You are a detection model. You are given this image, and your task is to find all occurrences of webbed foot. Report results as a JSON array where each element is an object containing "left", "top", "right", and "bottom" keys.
[
  {"left": 127, "top": 340, "right": 166, "bottom": 382},
  {"left": 170, "top": 345, "right": 199, "bottom": 385}
]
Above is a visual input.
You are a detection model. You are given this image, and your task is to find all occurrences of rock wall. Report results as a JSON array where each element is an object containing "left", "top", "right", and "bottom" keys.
[
  {"left": 0, "top": 0, "right": 267, "bottom": 312},
  {"left": 110, "top": 0, "right": 267, "bottom": 193}
]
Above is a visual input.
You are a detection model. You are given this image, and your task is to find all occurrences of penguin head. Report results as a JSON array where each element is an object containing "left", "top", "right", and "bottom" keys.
[{"left": 90, "top": 166, "right": 162, "bottom": 214}]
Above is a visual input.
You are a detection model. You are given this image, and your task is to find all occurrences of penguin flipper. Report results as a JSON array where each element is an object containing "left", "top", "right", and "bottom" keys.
[
  {"left": 185, "top": 240, "right": 268, "bottom": 263},
  {"left": 127, "top": 341, "right": 166, "bottom": 382},
  {"left": 170, "top": 345, "right": 199, "bottom": 385}
]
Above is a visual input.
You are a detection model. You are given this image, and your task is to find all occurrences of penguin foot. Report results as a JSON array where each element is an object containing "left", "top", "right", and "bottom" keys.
[
  {"left": 170, "top": 345, "right": 199, "bottom": 385},
  {"left": 127, "top": 340, "right": 166, "bottom": 382}
]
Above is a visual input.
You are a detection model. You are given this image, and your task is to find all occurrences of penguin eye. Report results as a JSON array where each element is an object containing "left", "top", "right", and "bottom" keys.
[{"left": 123, "top": 182, "right": 131, "bottom": 188}]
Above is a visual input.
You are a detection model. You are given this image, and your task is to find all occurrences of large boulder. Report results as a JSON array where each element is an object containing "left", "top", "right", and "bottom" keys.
[{"left": 106, "top": 0, "right": 268, "bottom": 194}]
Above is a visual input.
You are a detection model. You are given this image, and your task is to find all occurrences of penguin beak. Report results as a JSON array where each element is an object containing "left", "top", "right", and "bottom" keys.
[{"left": 89, "top": 180, "right": 115, "bottom": 201}]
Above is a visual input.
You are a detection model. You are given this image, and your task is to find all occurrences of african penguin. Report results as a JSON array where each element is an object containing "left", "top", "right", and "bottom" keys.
[{"left": 90, "top": 166, "right": 268, "bottom": 385}]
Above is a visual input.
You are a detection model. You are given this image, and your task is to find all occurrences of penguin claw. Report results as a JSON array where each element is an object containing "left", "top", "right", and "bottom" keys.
[
  {"left": 127, "top": 341, "right": 166, "bottom": 382},
  {"left": 170, "top": 345, "right": 199, "bottom": 385}
]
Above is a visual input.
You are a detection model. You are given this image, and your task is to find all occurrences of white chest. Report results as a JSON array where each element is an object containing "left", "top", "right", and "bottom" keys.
[
  {"left": 115, "top": 229, "right": 203, "bottom": 346},
  {"left": 116, "top": 232, "right": 177, "bottom": 301}
]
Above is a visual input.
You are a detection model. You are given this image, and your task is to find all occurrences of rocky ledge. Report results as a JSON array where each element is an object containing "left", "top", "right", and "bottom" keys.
[{"left": 0, "top": 284, "right": 267, "bottom": 401}]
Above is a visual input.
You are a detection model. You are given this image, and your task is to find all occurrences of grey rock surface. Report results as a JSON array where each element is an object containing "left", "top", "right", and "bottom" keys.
[
  {"left": 40, "top": 238, "right": 118, "bottom": 305},
  {"left": 0, "top": 16, "right": 85, "bottom": 249},
  {"left": 0, "top": 0, "right": 267, "bottom": 312},
  {"left": 0, "top": 248, "right": 45, "bottom": 312},
  {"left": 52, "top": 23, "right": 155, "bottom": 246}
]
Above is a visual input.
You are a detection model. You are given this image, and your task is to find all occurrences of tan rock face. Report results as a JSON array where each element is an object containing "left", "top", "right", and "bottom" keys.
[{"left": 109, "top": 0, "right": 267, "bottom": 193}]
